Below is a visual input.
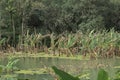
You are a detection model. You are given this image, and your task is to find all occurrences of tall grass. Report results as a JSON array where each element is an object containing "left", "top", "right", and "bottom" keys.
[
  {"left": 1, "top": 29, "right": 120, "bottom": 58},
  {"left": 77, "top": 29, "right": 120, "bottom": 58},
  {"left": 17, "top": 30, "right": 50, "bottom": 53},
  {"left": 57, "top": 33, "right": 79, "bottom": 56},
  {"left": 53, "top": 29, "right": 120, "bottom": 58}
]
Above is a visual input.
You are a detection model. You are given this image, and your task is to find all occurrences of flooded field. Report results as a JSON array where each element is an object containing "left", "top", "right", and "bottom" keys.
[{"left": 0, "top": 57, "right": 120, "bottom": 80}]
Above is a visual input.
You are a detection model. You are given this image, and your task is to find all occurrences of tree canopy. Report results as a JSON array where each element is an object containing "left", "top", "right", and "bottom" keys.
[{"left": 0, "top": 0, "right": 120, "bottom": 46}]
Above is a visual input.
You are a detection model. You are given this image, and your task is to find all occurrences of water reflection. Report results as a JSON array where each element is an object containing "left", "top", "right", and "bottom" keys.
[{"left": 0, "top": 57, "right": 119, "bottom": 80}]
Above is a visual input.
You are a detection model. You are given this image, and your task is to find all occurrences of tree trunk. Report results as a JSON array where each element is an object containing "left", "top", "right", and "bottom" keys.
[
  {"left": 21, "top": 11, "right": 25, "bottom": 45},
  {"left": 11, "top": 13, "right": 15, "bottom": 47}
]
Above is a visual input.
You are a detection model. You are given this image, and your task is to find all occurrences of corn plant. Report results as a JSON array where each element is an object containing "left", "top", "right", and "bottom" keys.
[
  {"left": 17, "top": 30, "right": 50, "bottom": 53},
  {"left": 52, "top": 66, "right": 120, "bottom": 80},
  {"left": 0, "top": 38, "right": 6, "bottom": 50},
  {"left": 52, "top": 66, "right": 80, "bottom": 80},
  {"left": 75, "top": 29, "right": 120, "bottom": 58},
  {"left": 0, "top": 58, "right": 19, "bottom": 73},
  {"left": 47, "top": 33, "right": 57, "bottom": 55},
  {"left": 57, "top": 33, "right": 78, "bottom": 56}
]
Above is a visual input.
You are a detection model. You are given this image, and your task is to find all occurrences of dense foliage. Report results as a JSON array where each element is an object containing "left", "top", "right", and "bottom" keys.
[{"left": 0, "top": 0, "right": 120, "bottom": 56}]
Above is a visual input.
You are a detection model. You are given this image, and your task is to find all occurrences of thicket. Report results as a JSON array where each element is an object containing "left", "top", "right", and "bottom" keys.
[{"left": 0, "top": 0, "right": 120, "bottom": 55}]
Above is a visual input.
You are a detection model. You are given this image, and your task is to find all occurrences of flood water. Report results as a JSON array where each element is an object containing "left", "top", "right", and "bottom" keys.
[{"left": 0, "top": 57, "right": 120, "bottom": 80}]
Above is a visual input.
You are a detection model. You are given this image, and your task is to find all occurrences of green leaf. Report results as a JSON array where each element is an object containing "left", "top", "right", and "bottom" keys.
[
  {"left": 0, "top": 38, "right": 6, "bottom": 45},
  {"left": 52, "top": 66, "right": 80, "bottom": 80},
  {"left": 97, "top": 69, "right": 108, "bottom": 80}
]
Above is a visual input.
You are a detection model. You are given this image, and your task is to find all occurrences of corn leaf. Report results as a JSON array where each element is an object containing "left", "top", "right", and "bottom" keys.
[
  {"left": 97, "top": 69, "right": 108, "bottom": 80},
  {"left": 52, "top": 66, "right": 80, "bottom": 80}
]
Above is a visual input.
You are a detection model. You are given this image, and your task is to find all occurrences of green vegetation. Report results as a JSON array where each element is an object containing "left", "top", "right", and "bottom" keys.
[
  {"left": 0, "top": 0, "right": 120, "bottom": 80},
  {"left": 52, "top": 66, "right": 80, "bottom": 80},
  {"left": 52, "top": 66, "right": 120, "bottom": 80},
  {"left": 0, "top": 58, "right": 28, "bottom": 80},
  {"left": 0, "top": 0, "right": 120, "bottom": 58},
  {"left": 0, "top": 58, "right": 19, "bottom": 73},
  {"left": 0, "top": 29, "right": 120, "bottom": 59},
  {"left": 0, "top": 58, "right": 119, "bottom": 80}
]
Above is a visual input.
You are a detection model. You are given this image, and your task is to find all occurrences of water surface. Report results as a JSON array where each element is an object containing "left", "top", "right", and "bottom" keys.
[{"left": 0, "top": 57, "right": 119, "bottom": 80}]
